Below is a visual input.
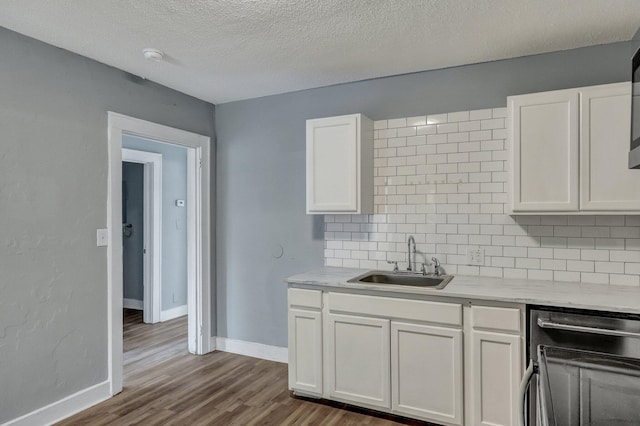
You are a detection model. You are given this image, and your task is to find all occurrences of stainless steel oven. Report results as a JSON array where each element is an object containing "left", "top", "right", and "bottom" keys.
[{"left": 520, "top": 307, "right": 640, "bottom": 426}]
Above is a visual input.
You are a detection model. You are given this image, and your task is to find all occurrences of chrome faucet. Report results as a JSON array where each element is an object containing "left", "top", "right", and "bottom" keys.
[{"left": 407, "top": 236, "right": 416, "bottom": 271}]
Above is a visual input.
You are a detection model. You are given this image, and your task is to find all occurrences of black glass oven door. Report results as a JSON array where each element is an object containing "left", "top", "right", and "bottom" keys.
[{"left": 537, "top": 345, "right": 640, "bottom": 426}]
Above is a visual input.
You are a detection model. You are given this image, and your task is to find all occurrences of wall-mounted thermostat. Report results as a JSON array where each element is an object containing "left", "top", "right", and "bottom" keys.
[{"left": 176, "top": 200, "right": 185, "bottom": 207}]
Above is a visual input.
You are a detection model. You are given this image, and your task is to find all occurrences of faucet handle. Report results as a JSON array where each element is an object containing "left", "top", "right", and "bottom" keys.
[
  {"left": 387, "top": 260, "right": 399, "bottom": 272},
  {"left": 431, "top": 257, "right": 442, "bottom": 276}
]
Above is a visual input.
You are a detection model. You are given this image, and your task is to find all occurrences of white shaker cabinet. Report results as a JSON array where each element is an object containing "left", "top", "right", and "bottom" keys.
[
  {"left": 508, "top": 82, "right": 640, "bottom": 214},
  {"left": 326, "top": 313, "right": 391, "bottom": 409},
  {"left": 508, "top": 89, "right": 580, "bottom": 212},
  {"left": 391, "top": 322, "right": 463, "bottom": 425},
  {"left": 324, "top": 292, "right": 464, "bottom": 424},
  {"left": 287, "top": 285, "right": 525, "bottom": 426},
  {"left": 288, "top": 289, "right": 323, "bottom": 397},
  {"left": 306, "top": 113, "right": 373, "bottom": 214},
  {"left": 466, "top": 305, "right": 524, "bottom": 426},
  {"left": 580, "top": 83, "right": 640, "bottom": 211}
]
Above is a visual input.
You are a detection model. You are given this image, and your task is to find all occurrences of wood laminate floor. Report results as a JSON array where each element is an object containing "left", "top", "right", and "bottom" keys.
[{"left": 57, "top": 309, "right": 432, "bottom": 426}]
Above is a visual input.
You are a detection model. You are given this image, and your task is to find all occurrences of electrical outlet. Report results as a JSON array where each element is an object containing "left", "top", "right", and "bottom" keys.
[{"left": 466, "top": 247, "right": 484, "bottom": 266}]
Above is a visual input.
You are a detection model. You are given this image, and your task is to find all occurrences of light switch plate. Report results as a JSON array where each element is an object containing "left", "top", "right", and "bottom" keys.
[
  {"left": 466, "top": 247, "right": 484, "bottom": 265},
  {"left": 97, "top": 229, "right": 108, "bottom": 247}
]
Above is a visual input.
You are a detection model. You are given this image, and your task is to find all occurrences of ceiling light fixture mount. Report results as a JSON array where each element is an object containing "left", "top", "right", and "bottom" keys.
[{"left": 142, "top": 48, "right": 165, "bottom": 62}]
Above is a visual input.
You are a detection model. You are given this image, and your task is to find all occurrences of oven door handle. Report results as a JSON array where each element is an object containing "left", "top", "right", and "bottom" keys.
[
  {"left": 518, "top": 360, "right": 536, "bottom": 426},
  {"left": 537, "top": 318, "right": 640, "bottom": 338}
]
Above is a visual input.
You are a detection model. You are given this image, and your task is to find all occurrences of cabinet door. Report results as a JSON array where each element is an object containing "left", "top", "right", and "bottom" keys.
[
  {"left": 471, "top": 331, "right": 522, "bottom": 426},
  {"left": 288, "top": 308, "right": 323, "bottom": 396},
  {"left": 391, "top": 322, "right": 463, "bottom": 425},
  {"left": 509, "top": 91, "right": 579, "bottom": 212},
  {"left": 326, "top": 313, "right": 390, "bottom": 409},
  {"left": 580, "top": 83, "right": 640, "bottom": 211},
  {"left": 306, "top": 114, "right": 359, "bottom": 213}
]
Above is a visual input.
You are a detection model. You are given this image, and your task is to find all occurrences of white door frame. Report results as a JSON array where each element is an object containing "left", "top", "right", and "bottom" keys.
[
  {"left": 122, "top": 149, "right": 162, "bottom": 324},
  {"left": 107, "top": 112, "right": 212, "bottom": 396}
]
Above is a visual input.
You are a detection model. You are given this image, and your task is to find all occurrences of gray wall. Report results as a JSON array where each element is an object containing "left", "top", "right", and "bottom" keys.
[
  {"left": 0, "top": 26, "right": 214, "bottom": 423},
  {"left": 216, "top": 40, "right": 638, "bottom": 348},
  {"left": 123, "top": 162, "right": 144, "bottom": 302},
  {"left": 123, "top": 135, "right": 189, "bottom": 311}
]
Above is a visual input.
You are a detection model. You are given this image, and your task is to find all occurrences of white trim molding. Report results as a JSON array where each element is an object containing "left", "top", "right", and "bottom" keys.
[
  {"left": 123, "top": 298, "right": 143, "bottom": 310},
  {"left": 213, "top": 337, "right": 288, "bottom": 364},
  {"left": 107, "top": 112, "right": 212, "bottom": 397},
  {"left": 2, "top": 381, "right": 110, "bottom": 426},
  {"left": 160, "top": 304, "right": 188, "bottom": 322}
]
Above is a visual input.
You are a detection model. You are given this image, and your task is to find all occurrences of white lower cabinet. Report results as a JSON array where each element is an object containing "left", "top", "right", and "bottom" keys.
[
  {"left": 327, "top": 313, "right": 391, "bottom": 409},
  {"left": 391, "top": 322, "right": 463, "bottom": 425},
  {"left": 288, "top": 308, "right": 323, "bottom": 396},
  {"left": 287, "top": 287, "right": 524, "bottom": 426},
  {"left": 469, "top": 331, "right": 521, "bottom": 426},
  {"left": 466, "top": 305, "right": 524, "bottom": 426},
  {"left": 288, "top": 288, "right": 323, "bottom": 397}
]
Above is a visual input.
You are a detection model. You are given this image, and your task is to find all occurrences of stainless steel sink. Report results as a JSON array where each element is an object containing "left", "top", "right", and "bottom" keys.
[{"left": 347, "top": 271, "right": 454, "bottom": 289}]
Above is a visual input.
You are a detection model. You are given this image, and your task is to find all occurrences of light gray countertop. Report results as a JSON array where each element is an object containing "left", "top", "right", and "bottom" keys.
[{"left": 287, "top": 267, "right": 640, "bottom": 315}]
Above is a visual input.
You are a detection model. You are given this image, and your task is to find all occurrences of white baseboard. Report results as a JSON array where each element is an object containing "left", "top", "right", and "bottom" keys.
[
  {"left": 212, "top": 337, "right": 288, "bottom": 363},
  {"left": 123, "top": 298, "right": 143, "bottom": 310},
  {"left": 160, "top": 304, "right": 187, "bottom": 322},
  {"left": 2, "top": 381, "right": 110, "bottom": 426}
]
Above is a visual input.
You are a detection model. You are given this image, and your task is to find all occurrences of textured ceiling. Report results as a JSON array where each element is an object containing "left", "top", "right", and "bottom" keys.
[{"left": 1, "top": 0, "right": 639, "bottom": 104}]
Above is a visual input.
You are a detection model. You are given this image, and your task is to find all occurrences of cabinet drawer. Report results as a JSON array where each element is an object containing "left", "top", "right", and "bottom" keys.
[
  {"left": 289, "top": 288, "right": 322, "bottom": 309},
  {"left": 471, "top": 305, "right": 521, "bottom": 333},
  {"left": 328, "top": 292, "right": 461, "bottom": 327}
]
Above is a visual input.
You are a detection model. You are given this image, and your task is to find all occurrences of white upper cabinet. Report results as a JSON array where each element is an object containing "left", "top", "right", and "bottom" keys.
[
  {"left": 306, "top": 113, "right": 373, "bottom": 214},
  {"left": 509, "top": 89, "right": 580, "bottom": 212},
  {"left": 580, "top": 83, "right": 640, "bottom": 211},
  {"left": 508, "top": 82, "right": 640, "bottom": 214}
]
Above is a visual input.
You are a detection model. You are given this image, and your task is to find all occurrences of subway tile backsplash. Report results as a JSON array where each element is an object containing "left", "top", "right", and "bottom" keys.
[{"left": 324, "top": 108, "right": 640, "bottom": 286}]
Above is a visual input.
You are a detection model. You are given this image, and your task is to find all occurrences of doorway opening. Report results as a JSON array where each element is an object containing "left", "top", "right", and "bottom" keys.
[
  {"left": 122, "top": 148, "right": 162, "bottom": 324},
  {"left": 107, "top": 112, "right": 212, "bottom": 396}
]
